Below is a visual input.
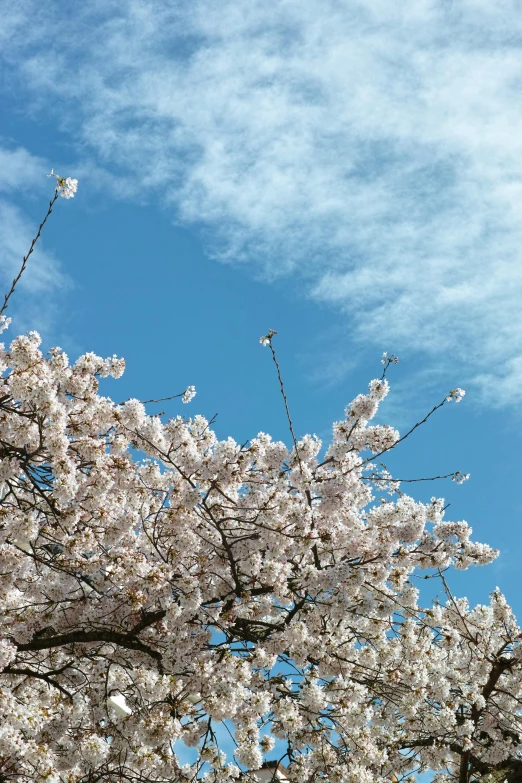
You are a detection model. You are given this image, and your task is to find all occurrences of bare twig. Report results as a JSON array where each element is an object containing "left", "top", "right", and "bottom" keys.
[
  {"left": 141, "top": 392, "right": 185, "bottom": 405},
  {"left": 364, "top": 471, "right": 457, "bottom": 484},
  {"left": 380, "top": 352, "right": 399, "bottom": 381},
  {"left": 351, "top": 397, "right": 448, "bottom": 474},
  {"left": 0, "top": 191, "right": 59, "bottom": 316},
  {"left": 265, "top": 333, "right": 302, "bottom": 473}
]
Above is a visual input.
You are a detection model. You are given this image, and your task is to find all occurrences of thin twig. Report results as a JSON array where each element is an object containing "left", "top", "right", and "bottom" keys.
[
  {"left": 364, "top": 472, "right": 456, "bottom": 484},
  {"left": 263, "top": 332, "right": 320, "bottom": 565},
  {"left": 0, "top": 191, "right": 59, "bottom": 316},
  {"left": 380, "top": 353, "right": 399, "bottom": 381},
  {"left": 141, "top": 392, "right": 185, "bottom": 404},
  {"left": 267, "top": 336, "right": 303, "bottom": 474},
  {"left": 118, "top": 390, "right": 199, "bottom": 406},
  {"left": 352, "top": 398, "right": 448, "bottom": 474}
]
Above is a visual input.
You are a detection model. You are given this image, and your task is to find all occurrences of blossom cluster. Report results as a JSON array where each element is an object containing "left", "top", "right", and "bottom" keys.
[
  {"left": 182, "top": 385, "right": 197, "bottom": 404},
  {"left": 48, "top": 170, "right": 79, "bottom": 199},
  {"left": 0, "top": 325, "right": 516, "bottom": 783}
]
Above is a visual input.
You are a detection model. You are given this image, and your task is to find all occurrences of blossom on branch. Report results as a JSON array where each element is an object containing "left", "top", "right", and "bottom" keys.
[
  {"left": 182, "top": 385, "right": 196, "bottom": 404},
  {"left": 48, "top": 168, "right": 79, "bottom": 198},
  {"left": 0, "top": 180, "right": 517, "bottom": 783},
  {"left": 260, "top": 328, "right": 278, "bottom": 346},
  {"left": 0, "top": 318, "right": 511, "bottom": 783},
  {"left": 447, "top": 387, "right": 466, "bottom": 402}
]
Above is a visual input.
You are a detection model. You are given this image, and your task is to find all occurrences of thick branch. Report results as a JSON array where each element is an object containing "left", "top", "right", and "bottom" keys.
[{"left": 16, "top": 628, "right": 163, "bottom": 666}]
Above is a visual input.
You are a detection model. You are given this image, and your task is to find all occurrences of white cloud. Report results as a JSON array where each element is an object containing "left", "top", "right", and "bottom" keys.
[
  {"left": 2, "top": 0, "right": 522, "bottom": 402},
  {"left": 0, "top": 145, "right": 46, "bottom": 191}
]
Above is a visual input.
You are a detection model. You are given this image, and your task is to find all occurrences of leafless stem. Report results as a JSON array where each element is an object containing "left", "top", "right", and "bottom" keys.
[
  {"left": 140, "top": 392, "right": 185, "bottom": 404},
  {"left": 353, "top": 397, "right": 447, "bottom": 474},
  {"left": 364, "top": 471, "right": 456, "bottom": 484},
  {"left": 266, "top": 335, "right": 303, "bottom": 474},
  {"left": 0, "top": 190, "right": 59, "bottom": 316}
]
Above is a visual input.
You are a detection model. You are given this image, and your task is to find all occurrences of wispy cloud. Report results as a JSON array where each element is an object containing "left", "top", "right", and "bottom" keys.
[
  {"left": 2, "top": 0, "right": 522, "bottom": 403},
  {"left": 0, "top": 145, "right": 46, "bottom": 191}
]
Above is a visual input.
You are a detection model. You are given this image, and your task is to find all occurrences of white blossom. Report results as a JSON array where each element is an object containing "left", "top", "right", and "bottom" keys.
[
  {"left": 182, "top": 385, "right": 197, "bottom": 404},
  {"left": 447, "top": 387, "right": 466, "bottom": 402},
  {"left": 0, "top": 322, "right": 515, "bottom": 783},
  {"left": 48, "top": 170, "right": 78, "bottom": 199},
  {"left": 259, "top": 328, "right": 277, "bottom": 346},
  {"left": 452, "top": 471, "right": 471, "bottom": 484}
]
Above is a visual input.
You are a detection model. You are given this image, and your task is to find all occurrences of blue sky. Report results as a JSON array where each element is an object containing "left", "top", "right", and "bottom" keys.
[{"left": 0, "top": 0, "right": 521, "bottom": 636}]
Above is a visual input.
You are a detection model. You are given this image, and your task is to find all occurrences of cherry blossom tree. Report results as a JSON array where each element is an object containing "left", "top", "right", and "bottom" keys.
[{"left": 0, "top": 176, "right": 520, "bottom": 783}]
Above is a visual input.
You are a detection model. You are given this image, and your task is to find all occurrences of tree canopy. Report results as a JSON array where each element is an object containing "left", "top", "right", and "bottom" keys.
[{"left": 0, "top": 177, "right": 520, "bottom": 783}]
